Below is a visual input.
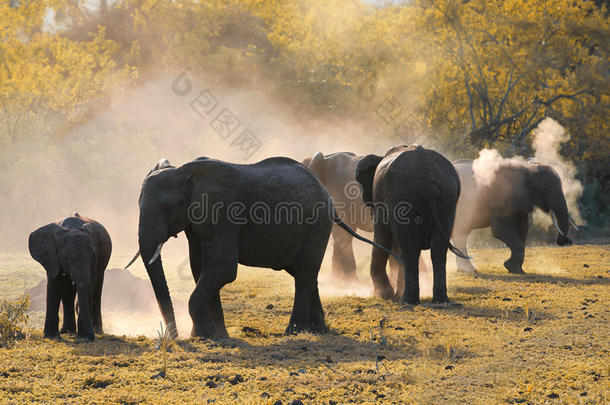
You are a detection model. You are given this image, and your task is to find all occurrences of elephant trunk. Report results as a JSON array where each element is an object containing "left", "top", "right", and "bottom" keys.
[
  {"left": 549, "top": 193, "right": 571, "bottom": 246},
  {"left": 139, "top": 227, "right": 178, "bottom": 338},
  {"left": 76, "top": 284, "right": 94, "bottom": 341}
]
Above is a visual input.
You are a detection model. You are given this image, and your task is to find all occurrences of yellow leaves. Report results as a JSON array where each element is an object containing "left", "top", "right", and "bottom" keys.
[{"left": 1, "top": 19, "right": 134, "bottom": 126}]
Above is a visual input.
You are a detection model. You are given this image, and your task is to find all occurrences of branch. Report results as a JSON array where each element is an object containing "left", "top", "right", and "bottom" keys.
[{"left": 495, "top": 67, "right": 521, "bottom": 122}]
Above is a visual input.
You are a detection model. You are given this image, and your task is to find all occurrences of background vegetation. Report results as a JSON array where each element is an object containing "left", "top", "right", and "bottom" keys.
[{"left": 0, "top": 0, "right": 608, "bottom": 230}]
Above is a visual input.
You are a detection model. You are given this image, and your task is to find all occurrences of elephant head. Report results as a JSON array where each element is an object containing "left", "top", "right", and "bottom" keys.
[
  {"left": 527, "top": 164, "right": 573, "bottom": 245},
  {"left": 29, "top": 223, "right": 95, "bottom": 283},
  {"left": 130, "top": 158, "right": 239, "bottom": 337},
  {"left": 355, "top": 154, "right": 383, "bottom": 206}
]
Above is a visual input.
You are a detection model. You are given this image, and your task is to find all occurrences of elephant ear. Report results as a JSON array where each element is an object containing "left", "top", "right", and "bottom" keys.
[
  {"left": 79, "top": 223, "right": 98, "bottom": 254},
  {"left": 385, "top": 145, "right": 408, "bottom": 155},
  {"left": 28, "top": 223, "right": 65, "bottom": 279},
  {"left": 306, "top": 152, "right": 325, "bottom": 177},
  {"left": 146, "top": 158, "right": 174, "bottom": 178},
  {"left": 178, "top": 159, "right": 241, "bottom": 227},
  {"left": 355, "top": 154, "right": 383, "bottom": 206}
]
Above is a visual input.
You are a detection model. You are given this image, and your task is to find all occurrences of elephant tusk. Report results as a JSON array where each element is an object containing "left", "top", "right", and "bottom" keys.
[
  {"left": 124, "top": 250, "right": 140, "bottom": 270},
  {"left": 551, "top": 212, "right": 564, "bottom": 236},
  {"left": 148, "top": 243, "right": 164, "bottom": 265},
  {"left": 569, "top": 216, "right": 580, "bottom": 231}
]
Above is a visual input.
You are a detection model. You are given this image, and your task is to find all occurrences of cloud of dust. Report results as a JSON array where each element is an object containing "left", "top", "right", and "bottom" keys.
[
  {"left": 0, "top": 74, "right": 391, "bottom": 255},
  {"left": 1, "top": 72, "right": 399, "bottom": 336},
  {"left": 471, "top": 118, "right": 583, "bottom": 231},
  {"left": 471, "top": 148, "right": 526, "bottom": 187},
  {"left": 532, "top": 117, "right": 584, "bottom": 224}
]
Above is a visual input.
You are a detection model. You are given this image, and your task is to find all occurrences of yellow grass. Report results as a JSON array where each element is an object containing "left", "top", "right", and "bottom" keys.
[{"left": 0, "top": 245, "right": 608, "bottom": 404}]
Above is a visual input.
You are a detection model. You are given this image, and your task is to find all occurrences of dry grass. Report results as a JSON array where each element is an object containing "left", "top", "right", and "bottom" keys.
[{"left": 0, "top": 245, "right": 608, "bottom": 404}]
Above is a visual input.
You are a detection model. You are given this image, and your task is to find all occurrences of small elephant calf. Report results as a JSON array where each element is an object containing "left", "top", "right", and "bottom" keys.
[{"left": 28, "top": 213, "right": 112, "bottom": 341}]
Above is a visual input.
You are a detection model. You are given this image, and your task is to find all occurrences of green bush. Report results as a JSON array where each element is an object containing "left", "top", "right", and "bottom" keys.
[{"left": 0, "top": 295, "right": 30, "bottom": 348}]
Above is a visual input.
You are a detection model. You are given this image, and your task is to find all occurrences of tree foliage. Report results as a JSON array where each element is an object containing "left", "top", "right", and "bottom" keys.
[{"left": 1, "top": 0, "right": 608, "bottom": 216}]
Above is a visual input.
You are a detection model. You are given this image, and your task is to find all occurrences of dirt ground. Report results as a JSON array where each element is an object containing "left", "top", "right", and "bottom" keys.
[{"left": 0, "top": 245, "right": 608, "bottom": 404}]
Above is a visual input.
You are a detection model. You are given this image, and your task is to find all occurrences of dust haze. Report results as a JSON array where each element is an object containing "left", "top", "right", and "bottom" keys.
[
  {"left": 472, "top": 118, "right": 583, "bottom": 230},
  {"left": 1, "top": 74, "right": 581, "bottom": 336},
  {"left": 0, "top": 73, "right": 387, "bottom": 254},
  {"left": 0, "top": 73, "right": 394, "bottom": 336}
]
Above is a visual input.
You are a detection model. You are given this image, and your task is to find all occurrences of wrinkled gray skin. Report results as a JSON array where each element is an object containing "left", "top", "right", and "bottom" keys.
[
  {"left": 28, "top": 213, "right": 112, "bottom": 341},
  {"left": 136, "top": 157, "right": 390, "bottom": 339},
  {"left": 452, "top": 159, "right": 573, "bottom": 274},
  {"left": 356, "top": 145, "right": 462, "bottom": 304},
  {"left": 303, "top": 152, "right": 374, "bottom": 282}
]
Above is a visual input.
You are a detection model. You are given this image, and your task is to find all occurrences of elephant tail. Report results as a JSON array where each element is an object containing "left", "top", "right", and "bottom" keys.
[
  {"left": 333, "top": 215, "right": 404, "bottom": 266},
  {"left": 428, "top": 187, "right": 471, "bottom": 260}
]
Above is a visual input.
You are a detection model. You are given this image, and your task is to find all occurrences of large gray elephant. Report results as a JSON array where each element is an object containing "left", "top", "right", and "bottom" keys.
[
  {"left": 28, "top": 213, "right": 112, "bottom": 341},
  {"left": 126, "top": 157, "right": 399, "bottom": 338},
  {"left": 302, "top": 152, "right": 373, "bottom": 282},
  {"left": 452, "top": 158, "right": 576, "bottom": 274},
  {"left": 356, "top": 145, "right": 468, "bottom": 304}
]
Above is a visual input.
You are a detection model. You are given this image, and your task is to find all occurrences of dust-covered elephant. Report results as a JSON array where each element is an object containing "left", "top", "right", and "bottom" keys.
[
  {"left": 126, "top": 157, "right": 399, "bottom": 338},
  {"left": 356, "top": 145, "right": 468, "bottom": 304},
  {"left": 302, "top": 152, "right": 374, "bottom": 282},
  {"left": 452, "top": 159, "right": 577, "bottom": 274},
  {"left": 28, "top": 213, "right": 112, "bottom": 341}
]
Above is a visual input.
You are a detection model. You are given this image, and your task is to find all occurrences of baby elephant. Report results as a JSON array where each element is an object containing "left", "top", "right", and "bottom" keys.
[{"left": 28, "top": 213, "right": 112, "bottom": 341}]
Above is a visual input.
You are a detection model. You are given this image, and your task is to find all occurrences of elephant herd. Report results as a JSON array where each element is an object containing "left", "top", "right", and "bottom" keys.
[{"left": 28, "top": 144, "right": 576, "bottom": 341}]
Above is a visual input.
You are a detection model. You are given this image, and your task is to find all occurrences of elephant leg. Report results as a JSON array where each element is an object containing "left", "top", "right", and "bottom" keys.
[
  {"left": 370, "top": 226, "right": 394, "bottom": 300},
  {"left": 285, "top": 236, "right": 328, "bottom": 334},
  {"left": 189, "top": 245, "right": 237, "bottom": 338},
  {"left": 517, "top": 213, "right": 529, "bottom": 244},
  {"left": 205, "top": 290, "right": 228, "bottom": 338},
  {"left": 91, "top": 275, "right": 104, "bottom": 335},
  {"left": 59, "top": 280, "right": 76, "bottom": 334},
  {"left": 399, "top": 247, "right": 421, "bottom": 305},
  {"left": 308, "top": 282, "right": 327, "bottom": 332},
  {"left": 389, "top": 251, "right": 402, "bottom": 298},
  {"left": 44, "top": 277, "right": 62, "bottom": 338},
  {"left": 330, "top": 225, "right": 358, "bottom": 282},
  {"left": 430, "top": 238, "right": 450, "bottom": 303},
  {"left": 330, "top": 224, "right": 357, "bottom": 281},
  {"left": 453, "top": 231, "right": 476, "bottom": 273},
  {"left": 491, "top": 216, "right": 526, "bottom": 274},
  {"left": 285, "top": 272, "right": 315, "bottom": 334},
  {"left": 186, "top": 229, "right": 202, "bottom": 283}
]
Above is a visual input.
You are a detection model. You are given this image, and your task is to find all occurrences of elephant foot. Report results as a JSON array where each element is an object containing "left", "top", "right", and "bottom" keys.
[
  {"left": 76, "top": 333, "right": 94, "bottom": 342},
  {"left": 44, "top": 332, "right": 62, "bottom": 341},
  {"left": 191, "top": 324, "right": 226, "bottom": 339},
  {"left": 329, "top": 269, "right": 360, "bottom": 283},
  {"left": 430, "top": 297, "right": 461, "bottom": 308},
  {"left": 456, "top": 266, "right": 477, "bottom": 275},
  {"left": 308, "top": 323, "right": 329, "bottom": 334},
  {"left": 504, "top": 259, "right": 526, "bottom": 274},
  {"left": 431, "top": 295, "right": 451, "bottom": 304},
  {"left": 284, "top": 322, "right": 307, "bottom": 335},
  {"left": 398, "top": 294, "right": 420, "bottom": 306},
  {"left": 374, "top": 285, "right": 395, "bottom": 301},
  {"left": 59, "top": 326, "right": 76, "bottom": 334},
  {"left": 284, "top": 323, "right": 328, "bottom": 335}
]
